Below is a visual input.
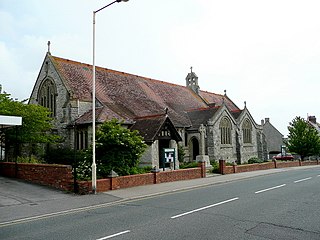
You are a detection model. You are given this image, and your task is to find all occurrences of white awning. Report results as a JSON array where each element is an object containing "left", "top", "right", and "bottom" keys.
[{"left": 0, "top": 115, "right": 22, "bottom": 128}]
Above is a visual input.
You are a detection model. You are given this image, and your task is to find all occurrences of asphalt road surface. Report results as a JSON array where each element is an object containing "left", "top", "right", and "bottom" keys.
[{"left": 1, "top": 167, "right": 320, "bottom": 240}]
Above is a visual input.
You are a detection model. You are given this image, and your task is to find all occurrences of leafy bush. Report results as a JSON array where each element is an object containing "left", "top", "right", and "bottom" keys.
[
  {"left": 179, "top": 161, "right": 199, "bottom": 169},
  {"left": 178, "top": 145, "right": 185, "bottom": 162},
  {"left": 96, "top": 119, "right": 147, "bottom": 176},
  {"left": 17, "top": 155, "right": 43, "bottom": 164},
  {"left": 72, "top": 150, "right": 93, "bottom": 180},
  {"left": 248, "top": 157, "right": 263, "bottom": 164},
  {"left": 210, "top": 160, "right": 220, "bottom": 173},
  {"left": 44, "top": 147, "right": 76, "bottom": 165}
]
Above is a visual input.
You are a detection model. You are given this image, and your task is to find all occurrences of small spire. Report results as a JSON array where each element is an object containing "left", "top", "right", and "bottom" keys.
[
  {"left": 47, "top": 41, "right": 51, "bottom": 55},
  {"left": 224, "top": 89, "right": 227, "bottom": 96},
  {"left": 244, "top": 101, "right": 247, "bottom": 108},
  {"left": 165, "top": 107, "right": 168, "bottom": 115},
  {"left": 190, "top": 66, "right": 193, "bottom": 73}
]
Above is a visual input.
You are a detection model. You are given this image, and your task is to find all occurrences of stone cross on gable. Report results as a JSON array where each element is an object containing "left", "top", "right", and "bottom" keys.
[{"left": 47, "top": 41, "right": 51, "bottom": 55}]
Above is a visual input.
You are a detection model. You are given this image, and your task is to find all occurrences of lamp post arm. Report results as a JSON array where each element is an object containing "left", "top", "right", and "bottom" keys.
[{"left": 94, "top": 0, "right": 120, "bottom": 14}]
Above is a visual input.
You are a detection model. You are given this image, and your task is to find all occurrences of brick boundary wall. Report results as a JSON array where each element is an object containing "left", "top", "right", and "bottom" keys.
[
  {"left": 0, "top": 161, "right": 206, "bottom": 194},
  {"left": 78, "top": 162, "right": 206, "bottom": 194},
  {"left": 0, "top": 162, "right": 73, "bottom": 191},
  {"left": 219, "top": 160, "right": 320, "bottom": 175}
]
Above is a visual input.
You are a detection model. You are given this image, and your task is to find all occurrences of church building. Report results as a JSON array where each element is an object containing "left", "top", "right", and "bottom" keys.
[{"left": 29, "top": 49, "right": 280, "bottom": 169}]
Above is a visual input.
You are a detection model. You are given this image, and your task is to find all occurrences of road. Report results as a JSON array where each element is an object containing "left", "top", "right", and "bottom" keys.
[{"left": 1, "top": 167, "right": 320, "bottom": 239}]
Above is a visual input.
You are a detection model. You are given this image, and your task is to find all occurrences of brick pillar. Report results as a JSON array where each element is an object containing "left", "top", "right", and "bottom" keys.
[
  {"left": 233, "top": 162, "right": 237, "bottom": 173},
  {"left": 108, "top": 170, "right": 119, "bottom": 190},
  {"left": 299, "top": 160, "right": 302, "bottom": 166},
  {"left": 151, "top": 167, "right": 160, "bottom": 184},
  {"left": 198, "top": 161, "right": 206, "bottom": 178},
  {"left": 273, "top": 159, "right": 277, "bottom": 168},
  {"left": 317, "top": 159, "right": 319, "bottom": 165},
  {"left": 219, "top": 160, "right": 226, "bottom": 175}
]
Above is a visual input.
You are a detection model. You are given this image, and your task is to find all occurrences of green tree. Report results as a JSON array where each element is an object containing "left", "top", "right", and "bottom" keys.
[
  {"left": 286, "top": 116, "right": 320, "bottom": 160},
  {"left": 96, "top": 119, "right": 147, "bottom": 176},
  {"left": 0, "top": 91, "right": 58, "bottom": 159}
]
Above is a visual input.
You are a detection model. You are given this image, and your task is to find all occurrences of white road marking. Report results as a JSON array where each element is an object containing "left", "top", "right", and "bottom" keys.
[
  {"left": 96, "top": 230, "right": 131, "bottom": 240},
  {"left": 171, "top": 197, "right": 239, "bottom": 219},
  {"left": 255, "top": 184, "right": 286, "bottom": 194},
  {"left": 294, "top": 177, "right": 312, "bottom": 183}
]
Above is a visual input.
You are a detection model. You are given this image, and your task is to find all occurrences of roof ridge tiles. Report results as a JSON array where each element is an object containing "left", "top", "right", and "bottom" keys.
[
  {"left": 200, "top": 89, "right": 224, "bottom": 97},
  {"left": 187, "top": 106, "right": 220, "bottom": 112},
  {"left": 134, "top": 113, "right": 166, "bottom": 120},
  {"left": 51, "top": 55, "right": 188, "bottom": 89}
]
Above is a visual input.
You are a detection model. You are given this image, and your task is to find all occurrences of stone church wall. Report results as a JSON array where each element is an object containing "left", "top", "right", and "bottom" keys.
[{"left": 29, "top": 56, "right": 94, "bottom": 150}]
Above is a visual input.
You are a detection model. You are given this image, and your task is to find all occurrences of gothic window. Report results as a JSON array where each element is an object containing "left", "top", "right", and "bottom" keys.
[
  {"left": 38, "top": 79, "right": 57, "bottom": 117},
  {"left": 76, "top": 129, "right": 88, "bottom": 150},
  {"left": 220, "top": 117, "right": 232, "bottom": 145},
  {"left": 242, "top": 119, "right": 252, "bottom": 144}
]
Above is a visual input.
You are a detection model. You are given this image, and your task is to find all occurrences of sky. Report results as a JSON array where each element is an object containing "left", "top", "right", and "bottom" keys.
[{"left": 1, "top": 0, "right": 320, "bottom": 137}]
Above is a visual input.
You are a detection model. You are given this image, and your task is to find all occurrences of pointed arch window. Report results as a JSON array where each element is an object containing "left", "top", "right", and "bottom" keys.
[
  {"left": 242, "top": 119, "right": 252, "bottom": 144},
  {"left": 38, "top": 79, "right": 57, "bottom": 117},
  {"left": 220, "top": 117, "right": 232, "bottom": 145}
]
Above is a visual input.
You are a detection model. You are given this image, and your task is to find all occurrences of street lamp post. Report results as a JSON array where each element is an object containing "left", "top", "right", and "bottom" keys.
[{"left": 92, "top": 0, "right": 129, "bottom": 194}]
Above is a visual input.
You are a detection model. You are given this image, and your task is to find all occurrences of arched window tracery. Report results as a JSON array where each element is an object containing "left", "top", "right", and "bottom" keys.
[
  {"left": 242, "top": 119, "right": 252, "bottom": 144},
  {"left": 38, "top": 79, "right": 57, "bottom": 117},
  {"left": 220, "top": 117, "right": 232, "bottom": 145}
]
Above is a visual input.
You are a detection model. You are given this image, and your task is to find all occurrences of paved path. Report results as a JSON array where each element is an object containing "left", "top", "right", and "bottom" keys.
[{"left": 1, "top": 165, "right": 319, "bottom": 224}]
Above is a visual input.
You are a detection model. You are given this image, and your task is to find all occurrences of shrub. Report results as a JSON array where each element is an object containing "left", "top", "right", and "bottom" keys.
[
  {"left": 210, "top": 160, "right": 220, "bottom": 173},
  {"left": 248, "top": 157, "right": 263, "bottom": 164},
  {"left": 178, "top": 145, "right": 185, "bottom": 162},
  {"left": 96, "top": 119, "right": 147, "bottom": 176},
  {"left": 17, "top": 155, "right": 43, "bottom": 164},
  {"left": 179, "top": 161, "right": 199, "bottom": 169},
  {"left": 44, "top": 147, "right": 76, "bottom": 165}
]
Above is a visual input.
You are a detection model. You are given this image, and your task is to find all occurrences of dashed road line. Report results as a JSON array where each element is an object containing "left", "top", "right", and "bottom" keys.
[
  {"left": 171, "top": 197, "right": 239, "bottom": 219},
  {"left": 255, "top": 184, "right": 286, "bottom": 194},
  {"left": 96, "top": 230, "right": 131, "bottom": 240},
  {"left": 294, "top": 177, "right": 312, "bottom": 183}
]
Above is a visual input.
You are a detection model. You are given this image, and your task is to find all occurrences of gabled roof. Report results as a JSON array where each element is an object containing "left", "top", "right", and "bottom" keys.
[
  {"left": 199, "top": 91, "right": 239, "bottom": 112},
  {"left": 130, "top": 114, "right": 182, "bottom": 143},
  {"left": 75, "top": 107, "right": 133, "bottom": 125},
  {"left": 187, "top": 107, "right": 220, "bottom": 130},
  {"left": 49, "top": 55, "right": 240, "bottom": 128},
  {"left": 231, "top": 110, "right": 243, "bottom": 120}
]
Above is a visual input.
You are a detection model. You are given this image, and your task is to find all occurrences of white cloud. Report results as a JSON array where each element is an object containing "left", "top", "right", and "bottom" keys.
[{"left": 1, "top": 0, "right": 320, "bottom": 136}]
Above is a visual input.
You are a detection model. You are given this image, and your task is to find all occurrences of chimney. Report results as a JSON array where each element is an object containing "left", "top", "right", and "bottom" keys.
[
  {"left": 261, "top": 119, "right": 265, "bottom": 125},
  {"left": 265, "top": 118, "right": 270, "bottom": 123}
]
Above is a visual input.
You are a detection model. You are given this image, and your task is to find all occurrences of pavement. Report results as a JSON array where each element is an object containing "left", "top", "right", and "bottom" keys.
[{"left": 1, "top": 165, "right": 320, "bottom": 224}]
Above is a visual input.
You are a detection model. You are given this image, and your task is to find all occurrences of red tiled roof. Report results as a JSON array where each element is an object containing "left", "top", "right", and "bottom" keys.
[
  {"left": 199, "top": 91, "right": 239, "bottom": 112},
  {"left": 50, "top": 55, "right": 240, "bottom": 127},
  {"left": 130, "top": 114, "right": 182, "bottom": 143},
  {"left": 75, "top": 106, "right": 133, "bottom": 125},
  {"left": 187, "top": 107, "right": 220, "bottom": 130}
]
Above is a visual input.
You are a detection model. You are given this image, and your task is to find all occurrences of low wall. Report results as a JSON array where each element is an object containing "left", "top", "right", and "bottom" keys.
[
  {"left": 0, "top": 162, "right": 73, "bottom": 191},
  {"left": 0, "top": 161, "right": 206, "bottom": 194},
  {"left": 219, "top": 160, "right": 319, "bottom": 175},
  {"left": 78, "top": 162, "right": 206, "bottom": 194}
]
